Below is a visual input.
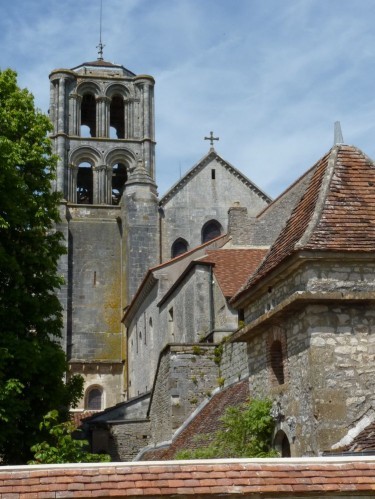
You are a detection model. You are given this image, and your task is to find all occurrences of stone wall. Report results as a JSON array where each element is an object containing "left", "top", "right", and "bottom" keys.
[
  {"left": 149, "top": 345, "right": 219, "bottom": 444},
  {"left": 244, "top": 259, "right": 375, "bottom": 326},
  {"left": 159, "top": 154, "right": 269, "bottom": 261},
  {"left": 252, "top": 168, "right": 315, "bottom": 246},
  {"left": 62, "top": 205, "right": 125, "bottom": 408},
  {"left": 246, "top": 300, "right": 375, "bottom": 456},
  {"left": 107, "top": 420, "right": 151, "bottom": 462},
  {"left": 220, "top": 341, "right": 249, "bottom": 387}
]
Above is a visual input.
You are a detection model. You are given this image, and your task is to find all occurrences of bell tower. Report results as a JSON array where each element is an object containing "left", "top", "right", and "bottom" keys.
[{"left": 49, "top": 57, "right": 158, "bottom": 410}]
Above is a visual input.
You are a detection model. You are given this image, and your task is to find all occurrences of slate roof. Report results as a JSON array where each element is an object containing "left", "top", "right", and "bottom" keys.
[
  {"left": 200, "top": 249, "right": 268, "bottom": 298},
  {"left": 233, "top": 144, "right": 375, "bottom": 305},
  {"left": 2, "top": 458, "right": 375, "bottom": 497},
  {"left": 141, "top": 380, "right": 249, "bottom": 461}
]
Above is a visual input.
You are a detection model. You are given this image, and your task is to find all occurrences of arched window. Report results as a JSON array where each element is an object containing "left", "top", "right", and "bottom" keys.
[
  {"left": 77, "top": 162, "right": 93, "bottom": 204},
  {"left": 171, "top": 238, "right": 189, "bottom": 258},
  {"left": 201, "top": 220, "right": 222, "bottom": 244},
  {"left": 110, "top": 94, "right": 125, "bottom": 139},
  {"left": 86, "top": 387, "right": 103, "bottom": 410},
  {"left": 81, "top": 93, "right": 96, "bottom": 137},
  {"left": 112, "top": 163, "right": 127, "bottom": 205},
  {"left": 270, "top": 340, "right": 284, "bottom": 385},
  {"left": 274, "top": 430, "right": 291, "bottom": 457}
]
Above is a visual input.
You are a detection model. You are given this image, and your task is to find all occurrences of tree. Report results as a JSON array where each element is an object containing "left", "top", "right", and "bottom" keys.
[
  {"left": 175, "top": 398, "right": 277, "bottom": 459},
  {"left": 29, "top": 411, "right": 110, "bottom": 464},
  {"left": 0, "top": 68, "right": 83, "bottom": 464}
]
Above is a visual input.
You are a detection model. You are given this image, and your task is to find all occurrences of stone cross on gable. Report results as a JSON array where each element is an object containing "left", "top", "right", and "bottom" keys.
[{"left": 204, "top": 131, "right": 219, "bottom": 148}]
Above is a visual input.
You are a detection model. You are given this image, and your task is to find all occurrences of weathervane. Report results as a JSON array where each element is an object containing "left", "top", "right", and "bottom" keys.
[
  {"left": 96, "top": 0, "right": 105, "bottom": 60},
  {"left": 204, "top": 131, "right": 219, "bottom": 149}
]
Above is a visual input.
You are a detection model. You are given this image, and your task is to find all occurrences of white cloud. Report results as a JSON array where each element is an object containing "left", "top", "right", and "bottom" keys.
[{"left": 3, "top": 0, "right": 375, "bottom": 197}]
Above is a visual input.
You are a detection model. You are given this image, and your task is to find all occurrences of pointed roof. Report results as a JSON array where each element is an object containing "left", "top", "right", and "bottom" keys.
[
  {"left": 159, "top": 150, "right": 271, "bottom": 206},
  {"left": 70, "top": 59, "right": 136, "bottom": 77},
  {"left": 233, "top": 144, "right": 375, "bottom": 305}
]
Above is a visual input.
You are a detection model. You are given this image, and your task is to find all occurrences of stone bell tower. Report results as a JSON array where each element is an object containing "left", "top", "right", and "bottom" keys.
[{"left": 49, "top": 56, "right": 158, "bottom": 410}]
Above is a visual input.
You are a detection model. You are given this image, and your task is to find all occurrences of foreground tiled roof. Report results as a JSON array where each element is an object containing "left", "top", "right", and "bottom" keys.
[
  {"left": 233, "top": 144, "right": 375, "bottom": 305},
  {"left": 2, "top": 458, "right": 375, "bottom": 498},
  {"left": 200, "top": 249, "right": 268, "bottom": 298},
  {"left": 141, "top": 380, "right": 249, "bottom": 461}
]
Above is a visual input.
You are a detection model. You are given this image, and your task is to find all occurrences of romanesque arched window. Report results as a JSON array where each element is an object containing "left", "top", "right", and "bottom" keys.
[
  {"left": 77, "top": 162, "right": 93, "bottom": 204},
  {"left": 112, "top": 163, "right": 127, "bottom": 205},
  {"left": 86, "top": 386, "right": 103, "bottom": 410},
  {"left": 110, "top": 94, "right": 125, "bottom": 139},
  {"left": 171, "top": 238, "right": 189, "bottom": 258},
  {"left": 81, "top": 93, "right": 96, "bottom": 137},
  {"left": 270, "top": 340, "right": 285, "bottom": 385},
  {"left": 201, "top": 219, "right": 222, "bottom": 244}
]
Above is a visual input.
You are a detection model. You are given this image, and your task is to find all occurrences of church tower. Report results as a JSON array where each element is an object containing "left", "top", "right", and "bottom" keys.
[{"left": 49, "top": 56, "right": 158, "bottom": 410}]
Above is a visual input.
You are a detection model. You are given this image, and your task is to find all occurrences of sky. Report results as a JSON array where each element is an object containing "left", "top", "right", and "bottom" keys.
[{"left": 2, "top": 0, "right": 375, "bottom": 199}]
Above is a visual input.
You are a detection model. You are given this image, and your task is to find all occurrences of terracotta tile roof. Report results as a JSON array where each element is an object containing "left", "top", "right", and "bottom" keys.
[
  {"left": 341, "top": 421, "right": 375, "bottom": 453},
  {"left": 233, "top": 145, "right": 375, "bottom": 305},
  {"left": 123, "top": 234, "right": 228, "bottom": 324},
  {"left": 70, "top": 411, "right": 96, "bottom": 428},
  {"left": 199, "top": 249, "right": 268, "bottom": 298},
  {"left": 141, "top": 380, "right": 250, "bottom": 461},
  {"left": 304, "top": 145, "right": 375, "bottom": 251},
  {"left": 2, "top": 458, "right": 375, "bottom": 497}
]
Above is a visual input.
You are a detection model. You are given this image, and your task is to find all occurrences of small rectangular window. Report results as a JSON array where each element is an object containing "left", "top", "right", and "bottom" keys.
[{"left": 211, "top": 169, "right": 216, "bottom": 179}]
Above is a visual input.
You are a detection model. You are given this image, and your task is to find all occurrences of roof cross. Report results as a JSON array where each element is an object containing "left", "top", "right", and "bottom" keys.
[{"left": 204, "top": 131, "right": 219, "bottom": 148}]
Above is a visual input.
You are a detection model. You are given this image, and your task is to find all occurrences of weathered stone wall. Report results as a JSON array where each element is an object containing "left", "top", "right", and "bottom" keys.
[
  {"left": 63, "top": 205, "right": 125, "bottom": 407},
  {"left": 242, "top": 256, "right": 375, "bottom": 456},
  {"left": 220, "top": 341, "right": 249, "bottom": 387},
  {"left": 123, "top": 181, "right": 159, "bottom": 302},
  {"left": 108, "top": 420, "right": 151, "bottom": 461},
  {"left": 244, "top": 259, "right": 375, "bottom": 326},
  {"left": 252, "top": 169, "right": 315, "bottom": 246},
  {"left": 127, "top": 283, "right": 159, "bottom": 399},
  {"left": 160, "top": 155, "right": 269, "bottom": 261},
  {"left": 149, "top": 345, "right": 219, "bottom": 444},
  {"left": 247, "top": 302, "right": 375, "bottom": 456}
]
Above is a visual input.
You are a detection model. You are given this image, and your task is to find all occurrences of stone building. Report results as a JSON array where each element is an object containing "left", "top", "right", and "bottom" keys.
[
  {"left": 49, "top": 55, "right": 270, "bottom": 413},
  {"left": 50, "top": 52, "right": 375, "bottom": 460},
  {"left": 230, "top": 143, "right": 375, "bottom": 457}
]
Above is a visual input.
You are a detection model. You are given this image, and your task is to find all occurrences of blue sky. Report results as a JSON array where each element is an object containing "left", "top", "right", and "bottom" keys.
[{"left": 2, "top": 0, "right": 375, "bottom": 198}]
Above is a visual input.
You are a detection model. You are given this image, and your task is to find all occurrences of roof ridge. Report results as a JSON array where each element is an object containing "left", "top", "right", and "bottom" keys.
[
  {"left": 295, "top": 145, "right": 339, "bottom": 249},
  {"left": 159, "top": 151, "right": 271, "bottom": 205}
]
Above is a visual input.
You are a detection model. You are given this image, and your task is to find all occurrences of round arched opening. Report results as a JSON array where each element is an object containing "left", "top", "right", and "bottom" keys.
[
  {"left": 112, "top": 163, "right": 127, "bottom": 205},
  {"left": 86, "top": 386, "right": 103, "bottom": 410},
  {"left": 201, "top": 219, "right": 222, "bottom": 244},
  {"left": 77, "top": 162, "right": 93, "bottom": 204},
  {"left": 274, "top": 430, "right": 291, "bottom": 457},
  {"left": 171, "top": 238, "right": 189, "bottom": 258}
]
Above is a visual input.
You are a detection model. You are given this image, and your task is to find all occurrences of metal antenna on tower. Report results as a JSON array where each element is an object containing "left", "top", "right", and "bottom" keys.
[{"left": 96, "top": 0, "right": 105, "bottom": 60}]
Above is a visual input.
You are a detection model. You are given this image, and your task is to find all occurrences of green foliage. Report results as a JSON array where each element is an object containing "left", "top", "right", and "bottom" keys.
[
  {"left": 0, "top": 69, "right": 83, "bottom": 463},
  {"left": 192, "top": 345, "right": 203, "bottom": 355},
  {"left": 175, "top": 398, "right": 278, "bottom": 459},
  {"left": 29, "top": 411, "right": 110, "bottom": 464}
]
